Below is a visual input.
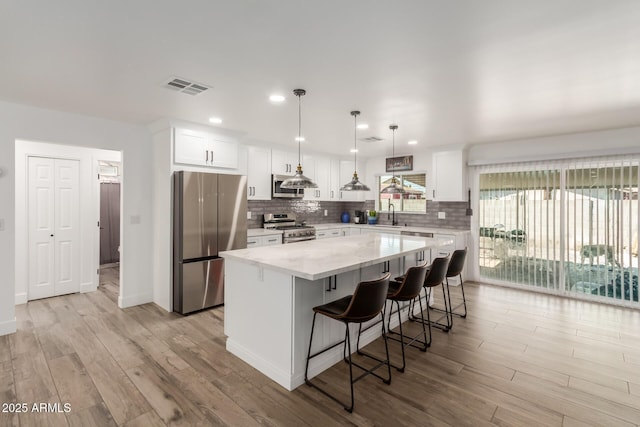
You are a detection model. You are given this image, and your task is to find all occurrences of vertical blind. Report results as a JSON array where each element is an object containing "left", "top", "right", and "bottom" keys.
[{"left": 476, "top": 156, "right": 639, "bottom": 306}]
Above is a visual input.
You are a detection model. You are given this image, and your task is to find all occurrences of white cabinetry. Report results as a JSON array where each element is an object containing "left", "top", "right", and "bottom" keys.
[
  {"left": 302, "top": 155, "right": 332, "bottom": 201},
  {"left": 433, "top": 233, "right": 456, "bottom": 259},
  {"left": 432, "top": 150, "right": 466, "bottom": 201},
  {"left": 360, "top": 227, "right": 401, "bottom": 236},
  {"left": 315, "top": 228, "right": 342, "bottom": 239},
  {"left": 272, "top": 150, "right": 299, "bottom": 175},
  {"left": 328, "top": 159, "right": 341, "bottom": 201},
  {"left": 246, "top": 146, "right": 271, "bottom": 200},
  {"left": 247, "top": 234, "right": 282, "bottom": 248},
  {"left": 174, "top": 128, "right": 238, "bottom": 169}
]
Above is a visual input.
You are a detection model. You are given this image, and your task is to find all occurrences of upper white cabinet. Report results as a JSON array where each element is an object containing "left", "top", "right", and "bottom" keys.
[
  {"left": 432, "top": 150, "right": 466, "bottom": 201},
  {"left": 246, "top": 145, "right": 272, "bottom": 200},
  {"left": 272, "top": 149, "right": 298, "bottom": 175},
  {"left": 304, "top": 155, "right": 332, "bottom": 200},
  {"left": 328, "top": 159, "right": 341, "bottom": 201},
  {"left": 174, "top": 128, "right": 238, "bottom": 169}
]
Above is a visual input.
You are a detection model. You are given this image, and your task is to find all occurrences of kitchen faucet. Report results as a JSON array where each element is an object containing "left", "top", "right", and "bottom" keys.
[{"left": 388, "top": 200, "right": 398, "bottom": 226}]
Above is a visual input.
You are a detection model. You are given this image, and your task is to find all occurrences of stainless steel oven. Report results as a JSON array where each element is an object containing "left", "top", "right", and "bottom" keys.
[{"left": 263, "top": 213, "right": 316, "bottom": 243}]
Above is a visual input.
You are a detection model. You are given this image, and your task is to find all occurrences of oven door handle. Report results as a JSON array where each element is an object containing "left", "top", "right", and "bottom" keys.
[{"left": 284, "top": 236, "right": 316, "bottom": 243}]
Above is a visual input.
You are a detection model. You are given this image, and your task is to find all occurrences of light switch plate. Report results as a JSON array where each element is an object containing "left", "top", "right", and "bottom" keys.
[
  {"left": 324, "top": 209, "right": 328, "bottom": 216},
  {"left": 438, "top": 212, "right": 446, "bottom": 219},
  {"left": 247, "top": 211, "right": 252, "bottom": 219}
]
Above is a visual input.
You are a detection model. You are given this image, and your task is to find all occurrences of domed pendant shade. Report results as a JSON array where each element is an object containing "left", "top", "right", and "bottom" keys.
[
  {"left": 340, "top": 110, "right": 370, "bottom": 192},
  {"left": 380, "top": 124, "right": 405, "bottom": 194},
  {"left": 280, "top": 89, "right": 318, "bottom": 190}
]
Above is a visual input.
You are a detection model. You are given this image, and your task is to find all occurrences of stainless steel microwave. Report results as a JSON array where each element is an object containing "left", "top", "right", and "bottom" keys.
[{"left": 272, "top": 174, "right": 304, "bottom": 198}]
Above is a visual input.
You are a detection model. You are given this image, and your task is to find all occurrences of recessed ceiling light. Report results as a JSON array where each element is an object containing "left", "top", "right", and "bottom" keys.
[
  {"left": 209, "top": 117, "right": 222, "bottom": 124},
  {"left": 408, "top": 140, "right": 418, "bottom": 145},
  {"left": 357, "top": 124, "right": 369, "bottom": 129},
  {"left": 350, "top": 148, "right": 358, "bottom": 153},
  {"left": 295, "top": 136, "right": 305, "bottom": 142},
  {"left": 269, "top": 94, "right": 285, "bottom": 102}
]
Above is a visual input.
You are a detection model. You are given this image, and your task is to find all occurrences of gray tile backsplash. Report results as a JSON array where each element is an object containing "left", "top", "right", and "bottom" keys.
[{"left": 247, "top": 199, "right": 470, "bottom": 230}]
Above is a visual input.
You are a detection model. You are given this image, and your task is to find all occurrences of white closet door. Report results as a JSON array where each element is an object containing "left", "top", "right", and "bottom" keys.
[
  {"left": 53, "top": 159, "right": 80, "bottom": 296},
  {"left": 28, "top": 157, "right": 80, "bottom": 300}
]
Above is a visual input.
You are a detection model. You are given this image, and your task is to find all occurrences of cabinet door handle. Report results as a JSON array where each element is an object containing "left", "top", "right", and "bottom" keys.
[
  {"left": 267, "top": 238, "right": 278, "bottom": 243},
  {"left": 433, "top": 190, "right": 435, "bottom": 198},
  {"left": 206, "top": 150, "right": 209, "bottom": 162},
  {"left": 331, "top": 190, "right": 334, "bottom": 198}
]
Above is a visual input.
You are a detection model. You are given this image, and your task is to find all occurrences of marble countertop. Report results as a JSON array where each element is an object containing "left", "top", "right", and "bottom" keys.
[
  {"left": 247, "top": 228, "right": 283, "bottom": 237},
  {"left": 310, "top": 222, "right": 470, "bottom": 236},
  {"left": 221, "top": 233, "right": 452, "bottom": 281}
]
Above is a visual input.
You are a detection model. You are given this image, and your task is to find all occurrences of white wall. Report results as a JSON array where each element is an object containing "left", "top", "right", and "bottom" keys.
[
  {"left": 0, "top": 100, "right": 154, "bottom": 335},
  {"left": 468, "top": 126, "right": 640, "bottom": 165}
]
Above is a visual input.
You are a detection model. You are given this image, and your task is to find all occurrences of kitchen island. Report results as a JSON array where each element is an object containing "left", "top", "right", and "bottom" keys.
[{"left": 220, "top": 232, "right": 452, "bottom": 390}]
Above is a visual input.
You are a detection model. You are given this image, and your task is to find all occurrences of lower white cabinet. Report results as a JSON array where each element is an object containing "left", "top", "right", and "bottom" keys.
[
  {"left": 316, "top": 228, "right": 342, "bottom": 239},
  {"left": 247, "top": 234, "right": 282, "bottom": 248}
]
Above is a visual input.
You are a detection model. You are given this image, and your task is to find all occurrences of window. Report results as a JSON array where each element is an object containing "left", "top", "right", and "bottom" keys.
[
  {"left": 378, "top": 173, "right": 426, "bottom": 213},
  {"left": 477, "top": 157, "right": 639, "bottom": 305}
]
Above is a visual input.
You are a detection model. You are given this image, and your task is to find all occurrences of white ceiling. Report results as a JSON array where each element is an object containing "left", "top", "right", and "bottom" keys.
[{"left": 2, "top": 0, "right": 640, "bottom": 157}]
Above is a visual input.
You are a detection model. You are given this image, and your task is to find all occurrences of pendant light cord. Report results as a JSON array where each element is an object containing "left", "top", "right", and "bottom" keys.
[
  {"left": 392, "top": 127, "right": 395, "bottom": 180},
  {"left": 297, "top": 92, "right": 302, "bottom": 166},
  {"left": 353, "top": 113, "right": 357, "bottom": 171}
]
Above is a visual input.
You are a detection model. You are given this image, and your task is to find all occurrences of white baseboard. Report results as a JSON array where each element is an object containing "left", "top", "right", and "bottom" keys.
[
  {"left": 15, "top": 292, "right": 27, "bottom": 305},
  {"left": 227, "top": 309, "right": 409, "bottom": 392},
  {"left": 118, "top": 292, "right": 153, "bottom": 308},
  {"left": 0, "top": 318, "right": 17, "bottom": 336},
  {"left": 226, "top": 339, "right": 295, "bottom": 390}
]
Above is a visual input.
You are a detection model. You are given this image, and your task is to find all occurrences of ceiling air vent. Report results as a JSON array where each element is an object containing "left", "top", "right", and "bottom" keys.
[
  {"left": 163, "top": 77, "right": 211, "bottom": 96},
  {"left": 359, "top": 136, "right": 384, "bottom": 143}
]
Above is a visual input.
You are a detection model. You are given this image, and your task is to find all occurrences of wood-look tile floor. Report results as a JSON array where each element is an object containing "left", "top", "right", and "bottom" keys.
[{"left": 2, "top": 267, "right": 640, "bottom": 426}]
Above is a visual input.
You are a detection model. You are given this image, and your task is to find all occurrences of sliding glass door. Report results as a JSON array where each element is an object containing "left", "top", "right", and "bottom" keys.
[{"left": 477, "top": 157, "right": 639, "bottom": 306}]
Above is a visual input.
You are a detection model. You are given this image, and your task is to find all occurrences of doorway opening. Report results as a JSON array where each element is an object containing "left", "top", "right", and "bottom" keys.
[{"left": 99, "top": 161, "right": 121, "bottom": 294}]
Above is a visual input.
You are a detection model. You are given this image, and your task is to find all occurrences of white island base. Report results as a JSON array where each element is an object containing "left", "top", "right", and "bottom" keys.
[{"left": 221, "top": 233, "right": 451, "bottom": 391}]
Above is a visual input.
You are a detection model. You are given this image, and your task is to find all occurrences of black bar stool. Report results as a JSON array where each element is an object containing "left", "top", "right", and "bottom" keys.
[
  {"left": 409, "top": 255, "right": 451, "bottom": 337},
  {"left": 304, "top": 273, "right": 391, "bottom": 413},
  {"left": 432, "top": 248, "right": 468, "bottom": 322},
  {"left": 385, "top": 262, "right": 429, "bottom": 372},
  {"left": 446, "top": 248, "right": 468, "bottom": 318}
]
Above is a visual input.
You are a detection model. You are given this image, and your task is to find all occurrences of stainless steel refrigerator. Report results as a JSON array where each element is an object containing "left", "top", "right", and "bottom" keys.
[{"left": 173, "top": 171, "right": 247, "bottom": 314}]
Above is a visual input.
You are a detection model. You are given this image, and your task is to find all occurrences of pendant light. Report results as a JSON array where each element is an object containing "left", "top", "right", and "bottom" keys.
[
  {"left": 340, "top": 110, "right": 370, "bottom": 191},
  {"left": 280, "top": 89, "right": 318, "bottom": 189},
  {"left": 380, "top": 124, "right": 405, "bottom": 194}
]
